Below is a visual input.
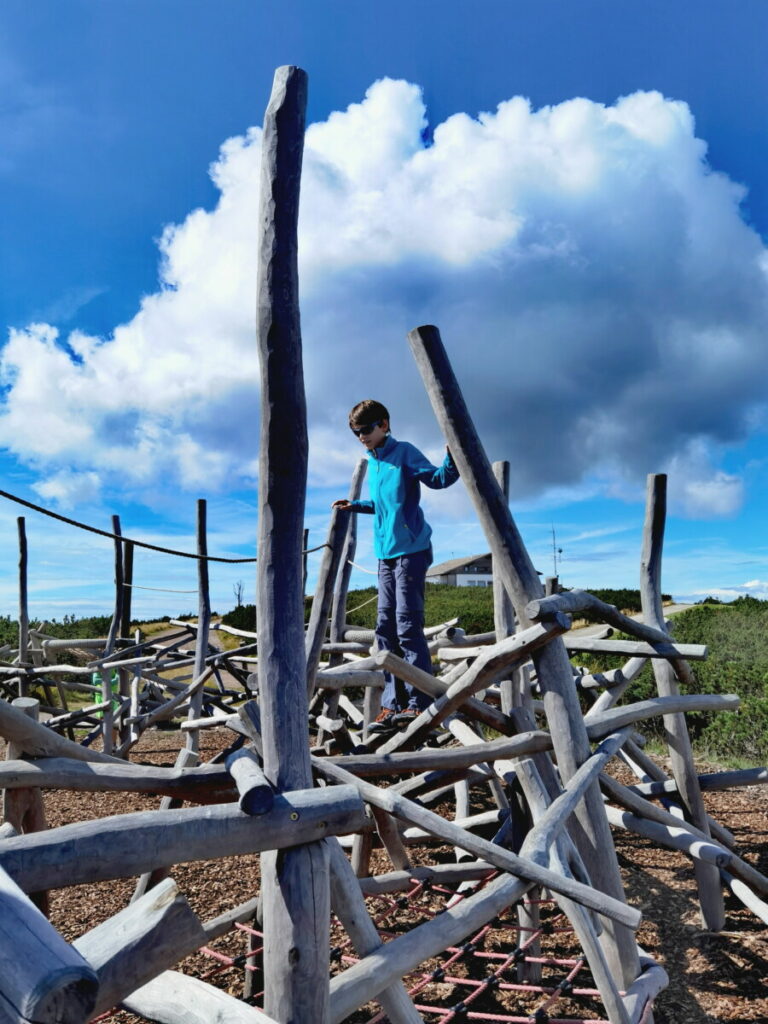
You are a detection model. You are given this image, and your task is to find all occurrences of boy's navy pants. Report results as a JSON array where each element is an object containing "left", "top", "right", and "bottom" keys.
[{"left": 375, "top": 547, "right": 433, "bottom": 711}]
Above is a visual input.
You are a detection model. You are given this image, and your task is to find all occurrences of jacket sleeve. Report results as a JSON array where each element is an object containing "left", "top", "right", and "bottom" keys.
[
  {"left": 404, "top": 445, "right": 459, "bottom": 489},
  {"left": 348, "top": 499, "right": 375, "bottom": 514}
]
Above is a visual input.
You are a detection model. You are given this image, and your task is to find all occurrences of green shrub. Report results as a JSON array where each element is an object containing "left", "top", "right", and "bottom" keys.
[
  {"left": 221, "top": 603, "right": 257, "bottom": 631},
  {"left": 574, "top": 588, "right": 672, "bottom": 623},
  {"left": 340, "top": 584, "right": 496, "bottom": 635},
  {"left": 699, "top": 697, "right": 768, "bottom": 764}
]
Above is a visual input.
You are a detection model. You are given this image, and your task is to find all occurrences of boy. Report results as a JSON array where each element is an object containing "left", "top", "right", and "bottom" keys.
[{"left": 332, "top": 399, "right": 459, "bottom": 731}]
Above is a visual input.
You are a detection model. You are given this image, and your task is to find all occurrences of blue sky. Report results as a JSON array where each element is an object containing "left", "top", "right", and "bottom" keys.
[{"left": 1, "top": 0, "right": 768, "bottom": 618}]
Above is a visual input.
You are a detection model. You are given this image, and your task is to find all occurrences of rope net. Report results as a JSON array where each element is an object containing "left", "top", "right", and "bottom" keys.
[{"left": 193, "top": 873, "right": 655, "bottom": 1024}]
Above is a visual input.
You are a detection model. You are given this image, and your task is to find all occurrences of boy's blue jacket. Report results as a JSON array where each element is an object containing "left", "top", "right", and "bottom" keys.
[{"left": 349, "top": 435, "right": 459, "bottom": 559}]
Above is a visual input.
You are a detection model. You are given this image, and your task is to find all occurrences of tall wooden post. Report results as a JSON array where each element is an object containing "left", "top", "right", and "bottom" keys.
[
  {"left": 319, "top": 459, "right": 367, "bottom": 740},
  {"left": 120, "top": 540, "right": 134, "bottom": 641},
  {"left": 407, "top": 324, "right": 640, "bottom": 987},
  {"left": 491, "top": 461, "right": 515, "bottom": 644},
  {"left": 186, "top": 499, "right": 210, "bottom": 758},
  {"left": 330, "top": 458, "right": 367, "bottom": 650},
  {"left": 3, "top": 696, "right": 49, "bottom": 914},
  {"left": 100, "top": 515, "right": 124, "bottom": 757},
  {"left": 640, "top": 474, "right": 724, "bottom": 930},
  {"left": 305, "top": 509, "right": 348, "bottom": 696},
  {"left": 17, "top": 517, "right": 29, "bottom": 698},
  {"left": 256, "top": 65, "right": 330, "bottom": 1023},
  {"left": 118, "top": 540, "right": 135, "bottom": 751},
  {"left": 302, "top": 528, "right": 309, "bottom": 597}
]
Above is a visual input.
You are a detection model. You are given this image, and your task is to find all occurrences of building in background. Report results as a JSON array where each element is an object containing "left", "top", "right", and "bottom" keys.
[{"left": 427, "top": 553, "right": 493, "bottom": 587}]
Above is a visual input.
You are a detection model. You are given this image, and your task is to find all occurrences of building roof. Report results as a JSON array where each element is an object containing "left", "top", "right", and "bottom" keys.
[{"left": 427, "top": 553, "right": 491, "bottom": 577}]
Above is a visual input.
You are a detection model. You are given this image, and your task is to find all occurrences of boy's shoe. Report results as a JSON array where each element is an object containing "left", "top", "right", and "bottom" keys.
[
  {"left": 392, "top": 708, "right": 422, "bottom": 727},
  {"left": 368, "top": 708, "right": 398, "bottom": 733}
]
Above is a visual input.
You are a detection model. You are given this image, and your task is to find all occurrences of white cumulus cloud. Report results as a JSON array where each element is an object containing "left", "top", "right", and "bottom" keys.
[{"left": 2, "top": 79, "right": 768, "bottom": 514}]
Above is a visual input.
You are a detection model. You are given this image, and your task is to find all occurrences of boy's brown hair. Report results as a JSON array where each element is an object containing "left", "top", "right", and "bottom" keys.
[{"left": 349, "top": 399, "right": 389, "bottom": 429}]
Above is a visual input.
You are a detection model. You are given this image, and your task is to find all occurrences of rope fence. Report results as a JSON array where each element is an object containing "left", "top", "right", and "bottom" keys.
[{"left": 0, "top": 487, "right": 330, "bottom": 564}]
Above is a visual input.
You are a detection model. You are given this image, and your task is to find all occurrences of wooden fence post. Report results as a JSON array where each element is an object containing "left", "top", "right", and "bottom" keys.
[
  {"left": 330, "top": 457, "right": 367, "bottom": 654},
  {"left": 118, "top": 539, "right": 134, "bottom": 750},
  {"left": 3, "top": 696, "right": 49, "bottom": 914},
  {"left": 256, "top": 64, "right": 330, "bottom": 1023},
  {"left": 319, "top": 458, "right": 368, "bottom": 741},
  {"left": 17, "top": 517, "right": 29, "bottom": 698},
  {"left": 640, "top": 473, "right": 724, "bottom": 930},
  {"left": 186, "top": 499, "right": 211, "bottom": 758},
  {"left": 305, "top": 509, "right": 348, "bottom": 696},
  {"left": 98, "top": 515, "right": 124, "bottom": 756},
  {"left": 407, "top": 323, "right": 640, "bottom": 987}
]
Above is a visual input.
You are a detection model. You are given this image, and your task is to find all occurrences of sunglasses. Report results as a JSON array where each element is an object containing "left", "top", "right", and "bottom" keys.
[{"left": 351, "top": 421, "right": 382, "bottom": 436}]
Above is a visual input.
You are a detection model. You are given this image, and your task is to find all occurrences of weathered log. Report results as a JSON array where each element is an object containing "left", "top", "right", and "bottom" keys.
[
  {"left": 0, "top": 757, "right": 235, "bottom": 801},
  {"left": 328, "top": 840, "right": 422, "bottom": 1023},
  {"left": 321, "top": 641, "right": 370, "bottom": 654},
  {"left": 324, "top": 729, "right": 552, "bottom": 778},
  {"left": 623, "top": 952, "right": 669, "bottom": 1024},
  {"left": 563, "top": 636, "right": 706, "bottom": 659},
  {"left": 17, "top": 517, "right": 29, "bottom": 697},
  {"left": 120, "top": 539, "right": 134, "bottom": 642},
  {"left": 342, "top": 618, "right": 459, "bottom": 645},
  {"left": 256, "top": 63, "right": 329, "bottom": 1024},
  {"left": 306, "top": 511, "right": 348, "bottom": 696},
  {"left": 0, "top": 863, "right": 98, "bottom": 1022},
  {"left": 492, "top": 461, "right": 516, "bottom": 638},
  {"left": 600, "top": 772, "right": 768, "bottom": 897},
  {"left": 3, "top": 698, "right": 48, "bottom": 836},
  {"left": 720, "top": 870, "right": 768, "bottom": 926},
  {"left": 630, "top": 766, "right": 768, "bottom": 797},
  {"left": 584, "top": 693, "right": 739, "bottom": 741},
  {"left": 376, "top": 617, "right": 569, "bottom": 755},
  {"left": 226, "top": 749, "right": 275, "bottom": 815},
  {"left": 641, "top": 475, "right": 724, "bottom": 930},
  {"left": 0, "top": 785, "right": 366, "bottom": 892},
  {"left": 186, "top": 499, "right": 212, "bottom": 757},
  {"left": 315, "top": 669, "right": 384, "bottom": 690},
  {"left": 407, "top": 323, "right": 639, "bottom": 985},
  {"left": 122, "top": 971, "right": 279, "bottom": 1023},
  {"left": 330, "top": 460, "right": 367, "bottom": 662},
  {"left": 314, "top": 758, "right": 640, "bottom": 927},
  {"left": 604, "top": 806, "right": 731, "bottom": 866},
  {"left": 513, "top": 745, "right": 632, "bottom": 1024},
  {"left": 73, "top": 877, "right": 206, "bottom": 1015},
  {"left": 329, "top": 867, "right": 532, "bottom": 1023},
  {"left": 138, "top": 666, "right": 215, "bottom": 730},
  {"left": 528, "top": 590, "right": 673, "bottom": 644},
  {"left": 358, "top": 861, "right": 495, "bottom": 895},
  {"left": 372, "top": 650, "right": 512, "bottom": 735},
  {"left": 577, "top": 668, "right": 625, "bottom": 691},
  {"left": 128, "top": 744, "right": 199, "bottom": 903},
  {"left": 618, "top": 736, "right": 735, "bottom": 849}
]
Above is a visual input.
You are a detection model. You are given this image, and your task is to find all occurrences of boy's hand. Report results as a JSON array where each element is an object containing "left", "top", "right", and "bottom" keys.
[{"left": 332, "top": 499, "right": 352, "bottom": 511}]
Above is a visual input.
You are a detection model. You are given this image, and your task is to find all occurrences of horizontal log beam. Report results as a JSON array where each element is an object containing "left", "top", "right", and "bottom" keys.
[
  {"left": 122, "top": 970, "right": 278, "bottom": 1023},
  {"left": 0, "top": 699, "right": 124, "bottom": 764},
  {"left": 0, "top": 864, "right": 98, "bottom": 1022},
  {"left": 73, "top": 877, "right": 207, "bottom": 1015},
  {"left": 584, "top": 694, "right": 739, "bottom": 741},
  {"left": 358, "top": 861, "right": 495, "bottom": 895},
  {"left": 629, "top": 766, "right": 768, "bottom": 799},
  {"left": 324, "top": 729, "right": 552, "bottom": 777},
  {"left": 314, "top": 758, "right": 640, "bottom": 928},
  {"left": 604, "top": 805, "right": 731, "bottom": 866},
  {"left": 0, "top": 758, "right": 235, "bottom": 802},
  {"left": 0, "top": 786, "right": 366, "bottom": 892},
  {"left": 564, "top": 637, "right": 707, "bottom": 660}
]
